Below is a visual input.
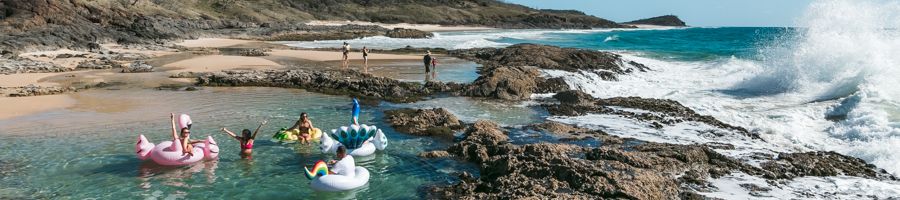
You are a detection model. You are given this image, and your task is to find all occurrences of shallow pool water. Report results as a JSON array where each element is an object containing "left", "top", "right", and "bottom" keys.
[{"left": 0, "top": 87, "right": 530, "bottom": 199}]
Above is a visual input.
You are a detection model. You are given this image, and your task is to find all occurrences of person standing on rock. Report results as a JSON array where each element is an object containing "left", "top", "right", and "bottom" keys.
[
  {"left": 362, "top": 46, "right": 370, "bottom": 73},
  {"left": 341, "top": 42, "right": 351, "bottom": 69},
  {"left": 423, "top": 50, "right": 433, "bottom": 81}
]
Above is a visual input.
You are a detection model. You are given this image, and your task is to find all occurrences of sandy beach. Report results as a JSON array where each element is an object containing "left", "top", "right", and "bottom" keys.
[
  {"left": 0, "top": 73, "right": 64, "bottom": 87},
  {"left": 268, "top": 49, "right": 421, "bottom": 62},
  {"left": 163, "top": 55, "right": 283, "bottom": 73},
  {"left": 0, "top": 37, "right": 429, "bottom": 120}
]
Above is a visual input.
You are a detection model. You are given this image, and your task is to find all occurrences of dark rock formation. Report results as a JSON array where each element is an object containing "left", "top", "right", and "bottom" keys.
[
  {"left": 625, "top": 15, "right": 688, "bottom": 27},
  {"left": 1, "top": 82, "right": 119, "bottom": 97},
  {"left": 121, "top": 61, "right": 153, "bottom": 73},
  {"left": 451, "top": 44, "right": 650, "bottom": 101},
  {"left": 544, "top": 90, "right": 758, "bottom": 139},
  {"left": 237, "top": 48, "right": 269, "bottom": 56},
  {"left": 384, "top": 28, "right": 433, "bottom": 38},
  {"left": 196, "top": 69, "right": 464, "bottom": 103},
  {"left": 76, "top": 59, "right": 122, "bottom": 69},
  {"left": 1, "top": 85, "right": 74, "bottom": 97},
  {"left": 760, "top": 151, "right": 896, "bottom": 180},
  {"left": 384, "top": 108, "right": 464, "bottom": 138},
  {"left": 462, "top": 66, "right": 541, "bottom": 101},
  {"left": 418, "top": 150, "right": 451, "bottom": 158},
  {"left": 427, "top": 119, "right": 896, "bottom": 199},
  {"left": 0, "top": 59, "right": 69, "bottom": 74},
  {"left": 451, "top": 44, "right": 645, "bottom": 81}
]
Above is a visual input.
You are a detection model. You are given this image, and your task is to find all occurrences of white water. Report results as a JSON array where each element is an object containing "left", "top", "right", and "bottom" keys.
[
  {"left": 544, "top": 0, "right": 900, "bottom": 177},
  {"left": 282, "top": 27, "right": 677, "bottom": 50}
]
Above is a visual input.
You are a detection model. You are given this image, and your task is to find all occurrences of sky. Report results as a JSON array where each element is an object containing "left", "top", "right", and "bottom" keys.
[{"left": 506, "top": 0, "right": 813, "bottom": 27}]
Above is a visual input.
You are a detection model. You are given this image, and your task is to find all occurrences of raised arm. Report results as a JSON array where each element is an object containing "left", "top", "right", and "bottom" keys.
[
  {"left": 251, "top": 120, "right": 267, "bottom": 139},
  {"left": 221, "top": 128, "right": 240, "bottom": 142},
  {"left": 170, "top": 113, "right": 178, "bottom": 140}
]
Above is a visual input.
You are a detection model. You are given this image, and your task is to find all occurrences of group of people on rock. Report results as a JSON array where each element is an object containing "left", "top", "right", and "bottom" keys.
[{"left": 340, "top": 42, "right": 439, "bottom": 81}]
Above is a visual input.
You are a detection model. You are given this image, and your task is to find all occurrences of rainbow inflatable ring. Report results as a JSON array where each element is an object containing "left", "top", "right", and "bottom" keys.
[{"left": 304, "top": 160, "right": 329, "bottom": 180}]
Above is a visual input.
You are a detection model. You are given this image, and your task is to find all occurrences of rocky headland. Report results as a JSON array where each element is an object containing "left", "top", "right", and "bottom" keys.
[
  {"left": 451, "top": 44, "right": 649, "bottom": 101},
  {"left": 624, "top": 15, "right": 688, "bottom": 27},
  {"left": 0, "top": 0, "right": 636, "bottom": 55}
]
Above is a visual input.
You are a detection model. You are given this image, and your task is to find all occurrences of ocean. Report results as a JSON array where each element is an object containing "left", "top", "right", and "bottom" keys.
[
  {"left": 1, "top": 0, "right": 898, "bottom": 198},
  {"left": 289, "top": 0, "right": 900, "bottom": 179}
]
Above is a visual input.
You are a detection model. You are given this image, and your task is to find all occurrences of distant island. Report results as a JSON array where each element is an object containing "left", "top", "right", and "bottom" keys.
[{"left": 624, "top": 15, "right": 688, "bottom": 27}]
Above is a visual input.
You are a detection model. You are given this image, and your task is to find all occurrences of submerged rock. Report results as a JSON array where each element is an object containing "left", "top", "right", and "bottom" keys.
[
  {"left": 418, "top": 150, "right": 451, "bottom": 158},
  {"left": 384, "top": 108, "right": 464, "bottom": 138}
]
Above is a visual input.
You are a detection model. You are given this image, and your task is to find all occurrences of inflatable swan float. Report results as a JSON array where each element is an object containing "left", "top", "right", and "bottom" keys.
[
  {"left": 319, "top": 124, "right": 387, "bottom": 157},
  {"left": 135, "top": 114, "right": 220, "bottom": 166}
]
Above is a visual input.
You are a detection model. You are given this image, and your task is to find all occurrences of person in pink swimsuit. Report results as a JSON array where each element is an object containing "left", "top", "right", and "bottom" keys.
[{"left": 221, "top": 120, "right": 267, "bottom": 159}]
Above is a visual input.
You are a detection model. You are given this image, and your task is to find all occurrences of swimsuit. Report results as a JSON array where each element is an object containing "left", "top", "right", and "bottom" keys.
[{"left": 242, "top": 142, "right": 253, "bottom": 149}]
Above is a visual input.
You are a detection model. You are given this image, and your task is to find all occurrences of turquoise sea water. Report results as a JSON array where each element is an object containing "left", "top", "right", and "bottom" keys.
[{"left": 495, "top": 27, "right": 791, "bottom": 61}]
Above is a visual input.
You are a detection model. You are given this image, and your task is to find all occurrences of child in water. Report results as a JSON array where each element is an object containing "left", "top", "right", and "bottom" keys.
[{"left": 220, "top": 120, "right": 267, "bottom": 158}]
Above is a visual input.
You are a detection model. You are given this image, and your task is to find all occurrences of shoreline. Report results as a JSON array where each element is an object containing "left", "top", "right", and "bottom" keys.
[
  {"left": 0, "top": 37, "right": 436, "bottom": 120},
  {"left": 304, "top": 20, "right": 495, "bottom": 32}
]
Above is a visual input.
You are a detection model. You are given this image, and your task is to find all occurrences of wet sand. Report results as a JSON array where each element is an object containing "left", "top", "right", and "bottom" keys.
[
  {"left": 267, "top": 49, "right": 420, "bottom": 61},
  {"left": 0, "top": 73, "right": 64, "bottom": 87},
  {"left": 0, "top": 95, "right": 75, "bottom": 120},
  {"left": 163, "top": 55, "right": 283, "bottom": 73}
]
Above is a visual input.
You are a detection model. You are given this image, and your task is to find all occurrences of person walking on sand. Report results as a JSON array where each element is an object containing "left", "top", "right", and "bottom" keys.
[
  {"left": 341, "top": 42, "right": 351, "bottom": 69},
  {"left": 362, "top": 46, "right": 370, "bottom": 73},
  {"left": 423, "top": 50, "right": 433, "bottom": 81}
]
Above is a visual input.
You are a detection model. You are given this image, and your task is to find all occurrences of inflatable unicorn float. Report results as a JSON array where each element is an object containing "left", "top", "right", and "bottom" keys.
[{"left": 136, "top": 114, "right": 219, "bottom": 166}]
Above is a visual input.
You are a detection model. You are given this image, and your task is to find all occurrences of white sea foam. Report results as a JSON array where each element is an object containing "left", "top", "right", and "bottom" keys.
[
  {"left": 281, "top": 28, "right": 670, "bottom": 50},
  {"left": 699, "top": 172, "right": 900, "bottom": 199},
  {"left": 544, "top": 0, "right": 900, "bottom": 177}
]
